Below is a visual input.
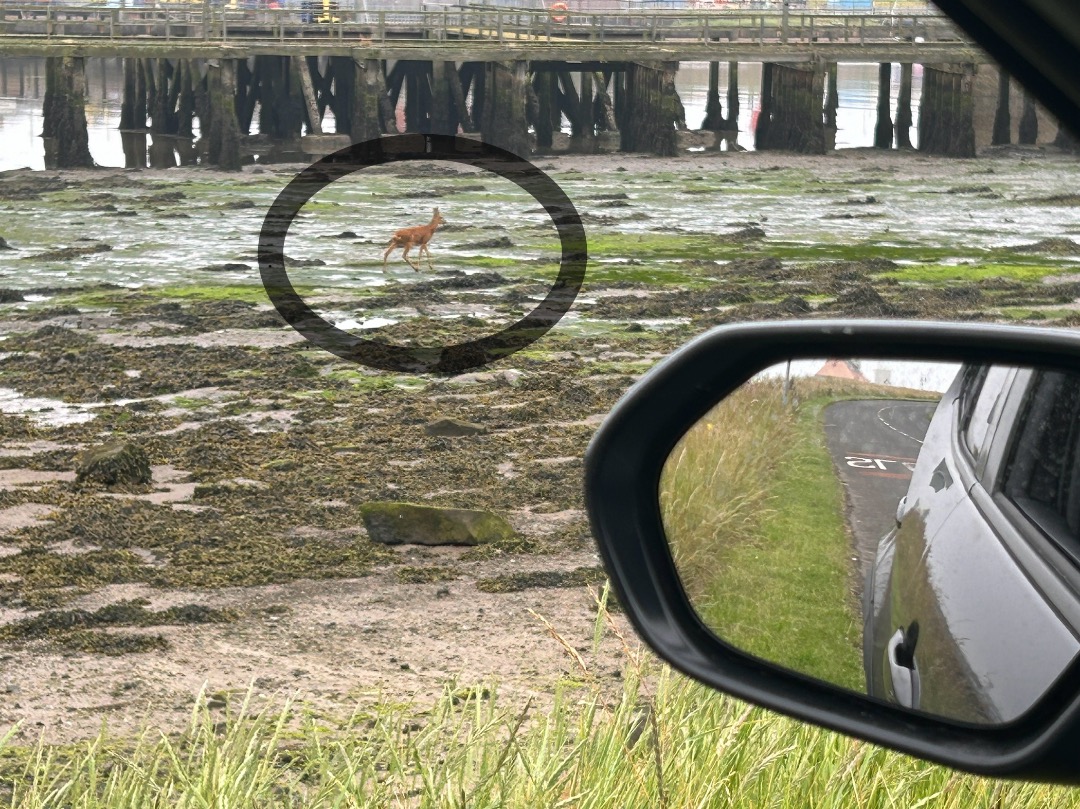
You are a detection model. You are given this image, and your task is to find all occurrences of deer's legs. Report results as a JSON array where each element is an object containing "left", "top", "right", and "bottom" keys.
[
  {"left": 382, "top": 242, "right": 397, "bottom": 271},
  {"left": 401, "top": 243, "right": 421, "bottom": 272},
  {"left": 419, "top": 243, "right": 435, "bottom": 270}
]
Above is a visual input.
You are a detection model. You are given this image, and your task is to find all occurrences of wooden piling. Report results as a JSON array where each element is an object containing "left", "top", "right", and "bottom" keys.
[
  {"left": 1018, "top": 88, "right": 1038, "bottom": 144},
  {"left": 895, "top": 63, "right": 913, "bottom": 149},
  {"left": 295, "top": 55, "right": 323, "bottom": 135},
  {"left": 725, "top": 61, "right": 740, "bottom": 148},
  {"left": 874, "top": 62, "right": 893, "bottom": 148},
  {"left": 621, "top": 61, "right": 679, "bottom": 156},
  {"left": 558, "top": 70, "right": 595, "bottom": 153},
  {"left": 754, "top": 62, "right": 774, "bottom": 150},
  {"left": 757, "top": 62, "right": 825, "bottom": 153},
  {"left": 328, "top": 56, "right": 353, "bottom": 135},
  {"left": 468, "top": 62, "right": 486, "bottom": 132},
  {"left": 449, "top": 61, "right": 474, "bottom": 133},
  {"left": 991, "top": 67, "right": 1010, "bottom": 145},
  {"left": 149, "top": 58, "right": 176, "bottom": 168},
  {"left": 824, "top": 62, "right": 838, "bottom": 150},
  {"left": 612, "top": 68, "right": 626, "bottom": 133},
  {"left": 404, "top": 65, "right": 423, "bottom": 132},
  {"left": 121, "top": 132, "right": 146, "bottom": 169},
  {"left": 120, "top": 57, "right": 136, "bottom": 130},
  {"left": 256, "top": 56, "right": 303, "bottom": 141},
  {"left": 205, "top": 59, "right": 242, "bottom": 170},
  {"left": 577, "top": 70, "right": 596, "bottom": 151},
  {"left": 42, "top": 56, "right": 94, "bottom": 169},
  {"left": 430, "top": 60, "right": 455, "bottom": 136},
  {"left": 702, "top": 61, "right": 723, "bottom": 131},
  {"left": 593, "top": 71, "right": 617, "bottom": 133},
  {"left": 236, "top": 57, "right": 258, "bottom": 134},
  {"left": 532, "top": 69, "right": 557, "bottom": 149},
  {"left": 350, "top": 57, "right": 385, "bottom": 141},
  {"left": 479, "top": 61, "right": 529, "bottom": 156},
  {"left": 1054, "top": 124, "right": 1079, "bottom": 152},
  {"left": 143, "top": 58, "right": 157, "bottom": 126},
  {"left": 918, "top": 63, "right": 976, "bottom": 157},
  {"left": 134, "top": 57, "right": 148, "bottom": 132}
]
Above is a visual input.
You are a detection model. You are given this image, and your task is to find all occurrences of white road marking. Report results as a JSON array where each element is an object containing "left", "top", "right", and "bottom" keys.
[{"left": 876, "top": 404, "right": 925, "bottom": 446}]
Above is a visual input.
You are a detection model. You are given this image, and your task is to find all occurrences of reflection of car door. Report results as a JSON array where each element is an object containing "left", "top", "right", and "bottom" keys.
[
  {"left": 872, "top": 366, "right": 988, "bottom": 713},
  {"left": 881, "top": 366, "right": 1080, "bottom": 723}
]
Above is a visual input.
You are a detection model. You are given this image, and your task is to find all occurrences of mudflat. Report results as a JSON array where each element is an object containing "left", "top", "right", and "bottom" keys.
[{"left": 0, "top": 145, "right": 1078, "bottom": 745}]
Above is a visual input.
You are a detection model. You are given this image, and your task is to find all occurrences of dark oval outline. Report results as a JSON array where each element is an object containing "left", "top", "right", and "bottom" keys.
[{"left": 258, "top": 133, "right": 587, "bottom": 375}]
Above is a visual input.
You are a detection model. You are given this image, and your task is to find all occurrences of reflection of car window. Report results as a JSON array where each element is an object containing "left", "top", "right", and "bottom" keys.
[
  {"left": 1003, "top": 371, "right": 1080, "bottom": 544},
  {"left": 962, "top": 366, "right": 1012, "bottom": 463},
  {"left": 957, "top": 364, "right": 989, "bottom": 436}
]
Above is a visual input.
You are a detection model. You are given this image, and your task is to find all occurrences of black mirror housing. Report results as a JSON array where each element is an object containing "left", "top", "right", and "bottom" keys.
[{"left": 584, "top": 319, "right": 1080, "bottom": 784}]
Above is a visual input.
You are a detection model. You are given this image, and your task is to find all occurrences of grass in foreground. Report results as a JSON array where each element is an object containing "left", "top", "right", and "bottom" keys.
[{"left": 2, "top": 591, "right": 1079, "bottom": 808}]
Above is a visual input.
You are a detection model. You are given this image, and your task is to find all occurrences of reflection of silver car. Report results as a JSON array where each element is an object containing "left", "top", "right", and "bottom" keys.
[{"left": 864, "top": 363, "right": 1080, "bottom": 724}]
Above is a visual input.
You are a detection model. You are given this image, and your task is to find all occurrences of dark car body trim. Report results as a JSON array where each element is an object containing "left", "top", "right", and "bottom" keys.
[
  {"left": 930, "top": 0, "right": 1080, "bottom": 140},
  {"left": 584, "top": 320, "right": 1080, "bottom": 782}
]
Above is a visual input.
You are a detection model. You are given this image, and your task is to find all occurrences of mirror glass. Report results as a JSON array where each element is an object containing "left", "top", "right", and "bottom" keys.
[{"left": 659, "top": 358, "right": 1080, "bottom": 726}]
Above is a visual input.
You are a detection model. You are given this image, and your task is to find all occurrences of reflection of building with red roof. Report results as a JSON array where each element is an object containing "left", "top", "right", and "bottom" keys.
[{"left": 816, "top": 359, "right": 868, "bottom": 381}]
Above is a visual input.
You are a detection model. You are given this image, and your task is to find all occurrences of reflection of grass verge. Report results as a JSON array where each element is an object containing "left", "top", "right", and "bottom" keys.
[{"left": 660, "top": 379, "right": 870, "bottom": 691}]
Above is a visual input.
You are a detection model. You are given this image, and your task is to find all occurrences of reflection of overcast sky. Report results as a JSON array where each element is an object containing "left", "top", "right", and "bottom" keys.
[{"left": 752, "top": 359, "right": 962, "bottom": 393}]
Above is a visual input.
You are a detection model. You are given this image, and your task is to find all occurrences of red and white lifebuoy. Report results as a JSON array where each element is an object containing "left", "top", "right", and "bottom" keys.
[{"left": 549, "top": 2, "right": 568, "bottom": 23}]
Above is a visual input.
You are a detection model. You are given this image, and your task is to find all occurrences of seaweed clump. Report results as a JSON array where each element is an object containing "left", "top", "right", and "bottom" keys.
[
  {"left": 475, "top": 566, "right": 607, "bottom": 593},
  {"left": 0, "top": 598, "right": 238, "bottom": 656},
  {"left": 0, "top": 598, "right": 239, "bottom": 641}
]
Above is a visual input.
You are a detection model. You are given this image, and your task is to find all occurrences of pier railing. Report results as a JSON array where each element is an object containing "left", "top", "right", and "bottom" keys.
[{"left": 0, "top": 3, "right": 966, "bottom": 47}]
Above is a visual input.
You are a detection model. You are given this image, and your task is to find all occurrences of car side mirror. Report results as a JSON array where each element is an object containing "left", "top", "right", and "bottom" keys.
[{"left": 585, "top": 320, "right": 1080, "bottom": 784}]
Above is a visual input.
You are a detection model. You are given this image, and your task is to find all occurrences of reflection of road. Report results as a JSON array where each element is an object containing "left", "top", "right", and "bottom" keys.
[{"left": 823, "top": 399, "right": 937, "bottom": 606}]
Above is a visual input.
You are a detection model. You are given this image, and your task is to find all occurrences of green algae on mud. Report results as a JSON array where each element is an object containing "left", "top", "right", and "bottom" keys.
[{"left": 881, "top": 261, "right": 1079, "bottom": 284}]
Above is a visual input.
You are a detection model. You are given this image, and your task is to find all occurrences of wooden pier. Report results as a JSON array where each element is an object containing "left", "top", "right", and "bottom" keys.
[{"left": 0, "top": 4, "right": 1015, "bottom": 168}]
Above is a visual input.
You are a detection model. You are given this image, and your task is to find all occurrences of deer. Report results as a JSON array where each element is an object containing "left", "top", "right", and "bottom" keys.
[{"left": 382, "top": 207, "right": 447, "bottom": 272}]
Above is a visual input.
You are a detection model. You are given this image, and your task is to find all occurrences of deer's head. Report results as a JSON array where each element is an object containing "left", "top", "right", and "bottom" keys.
[{"left": 433, "top": 207, "right": 447, "bottom": 226}]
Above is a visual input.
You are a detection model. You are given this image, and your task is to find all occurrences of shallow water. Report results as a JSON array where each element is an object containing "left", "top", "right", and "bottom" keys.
[
  {"left": 1, "top": 149, "right": 1079, "bottom": 299},
  {"left": 0, "top": 57, "right": 918, "bottom": 171}
]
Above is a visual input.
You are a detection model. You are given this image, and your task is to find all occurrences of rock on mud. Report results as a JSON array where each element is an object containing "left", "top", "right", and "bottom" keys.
[
  {"left": 74, "top": 440, "right": 152, "bottom": 487},
  {"left": 360, "top": 502, "right": 516, "bottom": 546},
  {"left": 459, "top": 236, "right": 513, "bottom": 250},
  {"left": 24, "top": 243, "right": 112, "bottom": 262},
  {"left": 1010, "top": 238, "right": 1080, "bottom": 255},
  {"left": 0, "top": 236, "right": 13, "bottom": 250},
  {"left": 723, "top": 226, "right": 766, "bottom": 242},
  {"left": 199, "top": 263, "right": 251, "bottom": 273},
  {"left": 424, "top": 417, "right": 488, "bottom": 437}
]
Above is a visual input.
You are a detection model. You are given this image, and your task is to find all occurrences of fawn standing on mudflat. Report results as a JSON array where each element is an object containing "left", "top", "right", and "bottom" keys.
[{"left": 383, "top": 207, "right": 447, "bottom": 272}]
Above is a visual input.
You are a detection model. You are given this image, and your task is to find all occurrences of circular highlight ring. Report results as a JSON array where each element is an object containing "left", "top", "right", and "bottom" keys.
[{"left": 259, "top": 133, "right": 587, "bottom": 375}]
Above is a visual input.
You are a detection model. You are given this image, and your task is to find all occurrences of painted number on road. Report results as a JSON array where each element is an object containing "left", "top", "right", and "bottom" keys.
[{"left": 845, "top": 454, "right": 917, "bottom": 474}]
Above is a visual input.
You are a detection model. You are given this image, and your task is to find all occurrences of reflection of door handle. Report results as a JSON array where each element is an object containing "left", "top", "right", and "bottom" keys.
[
  {"left": 930, "top": 460, "right": 953, "bottom": 492},
  {"left": 886, "top": 625, "right": 920, "bottom": 709}
]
